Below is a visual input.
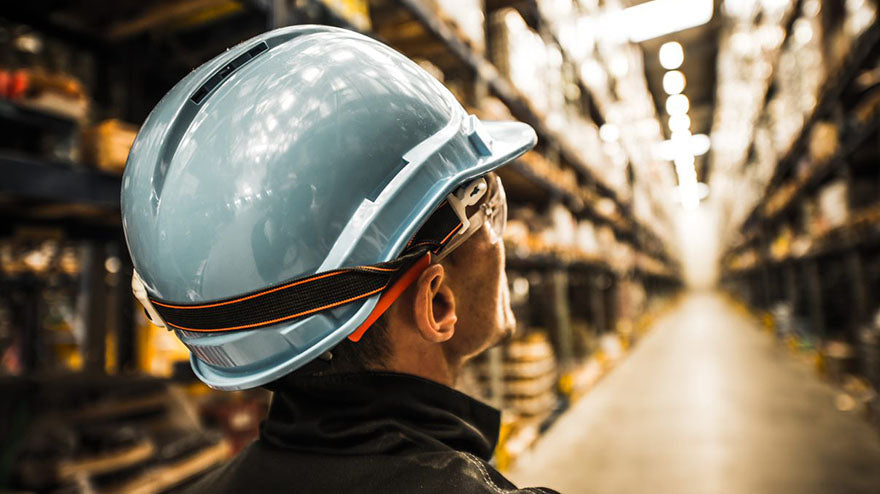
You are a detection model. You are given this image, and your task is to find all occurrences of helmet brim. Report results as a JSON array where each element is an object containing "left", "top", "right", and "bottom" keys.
[{"left": 480, "top": 120, "right": 539, "bottom": 170}]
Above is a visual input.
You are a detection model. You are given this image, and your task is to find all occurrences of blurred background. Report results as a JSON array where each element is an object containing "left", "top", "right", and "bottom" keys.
[{"left": 1, "top": 0, "right": 880, "bottom": 493}]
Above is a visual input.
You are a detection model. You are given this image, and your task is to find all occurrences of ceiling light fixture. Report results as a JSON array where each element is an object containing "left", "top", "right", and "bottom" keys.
[
  {"left": 665, "top": 94, "right": 690, "bottom": 115},
  {"left": 663, "top": 70, "right": 687, "bottom": 94},
  {"left": 607, "top": 0, "right": 714, "bottom": 43},
  {"left": 690, "top": 133, "right": 712, "bottom": 156},
  {"left": 668, "top": 114, "right": 691, "bottom": 133},
  {"left": 599, "top": 123, "right": 621, "bottom": 142},
  {"left": 659, "top": 41, "right": 685, "bottom": 70}
]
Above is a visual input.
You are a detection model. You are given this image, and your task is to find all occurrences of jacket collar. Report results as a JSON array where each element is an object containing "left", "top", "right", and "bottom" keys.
[{"left": 260, "top": 371, "right": 500, "bottom": 460}]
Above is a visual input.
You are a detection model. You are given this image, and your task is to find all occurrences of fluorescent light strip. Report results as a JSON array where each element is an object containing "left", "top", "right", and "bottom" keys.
[{"left": 606, "top": 0, "right": 714, "bottom": 43}]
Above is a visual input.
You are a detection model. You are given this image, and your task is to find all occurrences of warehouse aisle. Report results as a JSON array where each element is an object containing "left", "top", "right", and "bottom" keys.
[{"left": 508, "top": 292, "right": 880, "bottom": 494}]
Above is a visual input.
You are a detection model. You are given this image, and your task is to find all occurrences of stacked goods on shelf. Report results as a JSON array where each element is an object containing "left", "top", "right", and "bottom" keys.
[
  {"left": 0, "top": 22, "right": 142, "bottom": 173},
  {"left": 763, "top": 181, "right": 797, "bottom": 217},
  {"left": 614, "top": 279, "right": 645, "bottom": 338},
  {"left": 807, "top": 120, "right": 840, "bottom": 164},
  {"left": 545, "top": 203, "right": 578, "bottom": 257},
  {"left": 558, "top": 330, "right": 628, "bottom": 401},
  {"left": 490, "top": 8, "right": 562, "bottom": 117},
  {"left": 81, "top": 119, "right": 139, "bottom": 174},
  {"left": 0, "top": 24, "right": 93, "bottom": 126},
  {"left": 771, "top": 302, "right": 795, "bottom": 340},
  {"left": 727, "top": 249, "right": 759, "bottom": 272},
  {"left": 599, "top": 224, "right": 633, "bottom": 273},
  {"left": 859, "top": 310, "right": 880, "bottom": 399},
  {"left": 852, "top": 65, "right": 880, "bottom": 123},
  {"left": 319, "top": 0, "right": 372, "bottom": 31},
  {"left": 847, "top": 202, "right": 880, "bottom": 231},
  {"left": 500, "top": 333, "right": 559, "bottom": 418},
  {"left": 504, "top": 204, "right": 608, "bottom": 265},
  {"left": 813, "top": 179, "right": 850, "bottom": 236},
  {"left": 767, "top": 3, "right": 826, "bottom": 156},
  {"left": 0, "top": 68, "right": 89, "bottom": 122},
  {"left": 824, "top": 0, "right": 877, "bottom": 70},
  {"left": 1, "top": 237, "right": 87, "bottom": 374},
  {"left": 565, "top": 120, "right": 611, "bottom": 185},
  {"left": 769, "top": 301, "right": 820, "bottom": 355},
  {"left": 0, "top": 232, "right": 189, "bottom": 379},
  {"left": 802, "top": 200, "right": 880, "bottom": 253},
  {"left": 575, "top": 219, "right": 600, "bottom": 259},
  {"left": 635, "top": 252, "right": 672, "bottom": 277},
  {"left": 758, "top": 118, "right": 841, "bottom": 207},
  {"left": 492, "top": 2, "right": 644, "bottom": 201},
  {"left": 822, "top": 339, "right": 857, "bottom": 384},
  {"left": 770, "top": 225, "right": 794, "bottom": 260},
  {"left": 733, "top": 5, "right": 880, "bottom": 241},
  {"left": 432, "top": 0, "right": 485, "bottom": 54},
  {"left": 460, "top": 333, "right": 561, "bottom": 471},
  {"left": 137, "top": 309, "right": 192, "bottom": 379},
  {"left": 518, "top": 151, "right": 580, "bottom": 198},
  {"left": 461, "top": 333, "right": 559, "bottom": 417}
]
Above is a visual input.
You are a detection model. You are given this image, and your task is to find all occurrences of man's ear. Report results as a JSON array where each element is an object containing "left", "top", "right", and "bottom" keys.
[{"left": 413, "top": 263, "right": 457, "bottom": 343}]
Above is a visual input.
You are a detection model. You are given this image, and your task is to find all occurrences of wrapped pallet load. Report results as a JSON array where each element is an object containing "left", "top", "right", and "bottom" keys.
[
  {"left": 318, "top": 0, "right": 371, "bottom": 31},
  {"left": 433, "top": 0, "right": 485, "bottom": 53},
  {"left": 502, "top": 333, "right": 559, "bottom": 418},
  {"left": 81, "top": 119, "right": 138, "bottom": 174},
  {"left": 490, "top": 8, "right": 561, "bottom": 116}
]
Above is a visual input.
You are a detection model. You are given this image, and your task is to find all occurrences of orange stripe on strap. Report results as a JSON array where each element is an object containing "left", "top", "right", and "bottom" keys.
[
  {"left": 165, "top": 285, "right": 388, "bottom": 332},
  {"left": 358, "top": 265, "right": 399, "bottom": 273},
  {"left": 153, "top": 269, "right": 350, "bottom": 310}
]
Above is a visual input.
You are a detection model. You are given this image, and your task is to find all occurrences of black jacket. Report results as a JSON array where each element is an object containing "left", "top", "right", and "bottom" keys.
[{"left": 181, "top": 372, "right": 558, "bottom": 493}]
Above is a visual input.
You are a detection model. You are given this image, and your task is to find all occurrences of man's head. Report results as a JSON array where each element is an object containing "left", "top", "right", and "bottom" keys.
[
  {"left": 122, "top": 26, "right": 536, "bottom": 390},
  {"left": 325, "top": 172, "right": 516, "bottom": 384}
]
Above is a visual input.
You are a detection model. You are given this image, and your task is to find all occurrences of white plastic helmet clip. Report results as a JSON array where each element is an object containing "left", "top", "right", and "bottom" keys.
[
  {"left": 132, "top": 270, "right": 167, "bottom": 329},
  {"left": 446, "top": 177, "right": 488, "bottom": 235}
]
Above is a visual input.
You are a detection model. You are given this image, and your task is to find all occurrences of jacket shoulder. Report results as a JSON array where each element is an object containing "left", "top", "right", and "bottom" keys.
[
  {"left": 177, "top": 442, "right": 559, "bottom": 494},
  {"left": 399, "top": 451, "right": 560, "bottom": 494}
]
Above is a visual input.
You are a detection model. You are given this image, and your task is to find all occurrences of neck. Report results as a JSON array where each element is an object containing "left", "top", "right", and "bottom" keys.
[{"left": 383, "top": 335, "right": 458, "bottom": 387}]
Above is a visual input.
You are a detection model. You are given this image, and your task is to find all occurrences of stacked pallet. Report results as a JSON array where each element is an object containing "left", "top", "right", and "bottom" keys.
[
  {"left": 476, "top": 333, "right": 560, "bottom": 419},
  {"left": 9, "top": 377, "right": 232, "bottom": 494}
]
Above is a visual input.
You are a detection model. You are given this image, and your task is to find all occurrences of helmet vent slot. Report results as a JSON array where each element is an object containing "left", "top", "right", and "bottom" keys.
[{"left": 191, "top": 42, "right": 269, "bottom": 104}]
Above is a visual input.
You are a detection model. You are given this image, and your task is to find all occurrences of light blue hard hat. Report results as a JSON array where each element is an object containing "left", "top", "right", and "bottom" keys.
[{"left": 121, "top": 25, "right": 536, "bottom": 390}]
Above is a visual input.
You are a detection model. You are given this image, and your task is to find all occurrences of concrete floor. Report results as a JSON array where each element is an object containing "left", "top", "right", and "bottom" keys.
[{"left": 508, "top": 292, "right": 880, "bottom": 494}]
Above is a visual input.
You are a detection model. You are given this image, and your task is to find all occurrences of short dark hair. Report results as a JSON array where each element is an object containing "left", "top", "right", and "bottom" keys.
[
  {"left": 285, "top": 312, "right": 391, "bottom": 377},
  {"left": 324, "top": 312, "right": 391, "bottom": 372}
]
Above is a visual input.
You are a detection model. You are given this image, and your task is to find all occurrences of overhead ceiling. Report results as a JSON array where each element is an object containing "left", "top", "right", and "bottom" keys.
[{"left": 633, "top": 0, "right": 723, "bottom": 183}]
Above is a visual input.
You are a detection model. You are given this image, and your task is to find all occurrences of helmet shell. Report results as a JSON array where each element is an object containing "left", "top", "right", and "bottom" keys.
[{"left": 122, "top": 25, "right": 536, "bottom": 390}]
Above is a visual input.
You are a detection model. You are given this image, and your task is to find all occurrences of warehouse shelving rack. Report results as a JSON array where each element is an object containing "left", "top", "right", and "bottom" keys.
[
  {"left": 737, "top": 21, "right": 880, "bottom": 236},
  {"left": 720, "top": 19, "right": 880, "bottom": 383}
]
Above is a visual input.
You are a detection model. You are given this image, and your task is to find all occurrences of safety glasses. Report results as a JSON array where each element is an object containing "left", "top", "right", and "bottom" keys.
[{"left": 433, "top": 174, "right": 507, "bottom": 262}]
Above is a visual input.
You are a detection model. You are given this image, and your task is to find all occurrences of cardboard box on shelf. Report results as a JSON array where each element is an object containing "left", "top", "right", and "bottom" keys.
[
  {"left": 4, "top": 69, "right": 91, "bottom": 122},
  {"left": 433, "top": 0, "right": 485, "bottom": 54},
  {"left": 808, "top": 121, "right": 839, "bottom": 163},
  {"left": 81, "top": 119, "right": 138, "bottom": 174},
  {"left": 490, "top": 8, "right": 557, "bottom": 115},
  {"left": 817, "top": 179, "right": 850, "bottom": 232},
  {"left": 319, "top": 0, "right": 371, "bottom": 31}
]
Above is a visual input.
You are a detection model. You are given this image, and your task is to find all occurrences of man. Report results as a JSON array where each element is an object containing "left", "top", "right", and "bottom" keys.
[{"left": 122, "top": 25, "right": 557, "bottom": 493}]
